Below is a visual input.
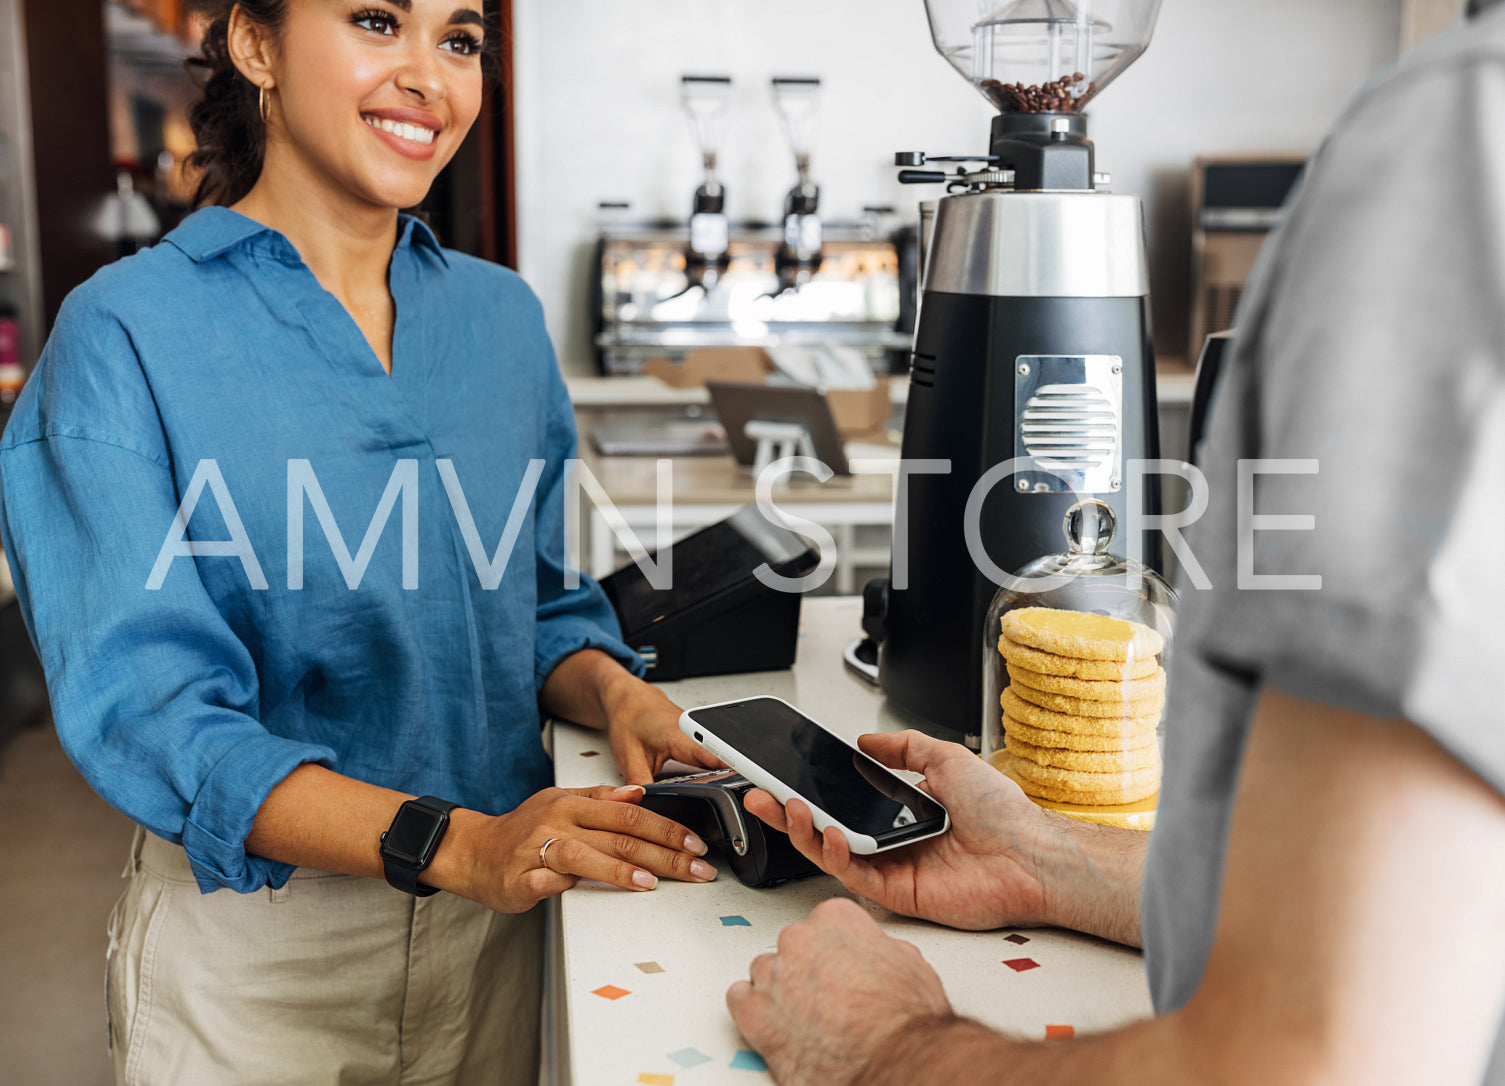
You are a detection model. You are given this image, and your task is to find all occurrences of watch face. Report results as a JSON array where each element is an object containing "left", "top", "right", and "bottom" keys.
[{"left": 382, "top": 804, "right": 447, "bottom": 866}]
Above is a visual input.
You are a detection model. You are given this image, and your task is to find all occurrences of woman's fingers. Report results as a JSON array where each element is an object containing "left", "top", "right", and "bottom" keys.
[
  {"left": 515, "top": 864, "right": 579, "bottom": 905},
  {"left": 568, "top": 784, "right": 647, "bottom": 803},
  {"left": 568, "top": 792, "right": 708, "bottom": 856},
  {"left": 575, "top": 827, "right": 718, "bottom": 884},
  {"left": 537, "top": 834, "right": 664, "bottom": 893},
  {"left": 612, "top": 740, "right": 657, "bottom": 787}
]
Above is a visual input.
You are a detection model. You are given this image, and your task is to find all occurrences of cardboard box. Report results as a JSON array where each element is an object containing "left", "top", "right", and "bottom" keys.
[
  {"left": 643, "top": 348, "right": 771, "bottom": 388},
  {"left": 826, "top": 382, "right": 893, "bottom": 438},
  {"left": 643, "top": 347, "right": 892, "bottom": 438}
]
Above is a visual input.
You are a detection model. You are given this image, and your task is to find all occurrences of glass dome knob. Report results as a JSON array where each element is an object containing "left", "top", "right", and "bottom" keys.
[{"left": 1063, "top": 499, "right": 1116, "bottom": 555}]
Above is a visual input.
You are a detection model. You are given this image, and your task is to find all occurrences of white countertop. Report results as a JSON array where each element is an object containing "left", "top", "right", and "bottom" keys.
[
  {"left": 549, "top": 596, "right": 1152, "bottom": 1085},
  {"left": 565, "top": 369, "right": 1195, "bottom": 412}
]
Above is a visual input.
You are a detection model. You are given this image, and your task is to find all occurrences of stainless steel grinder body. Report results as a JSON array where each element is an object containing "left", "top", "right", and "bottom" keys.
[{"left": 879, "top": 190, "right": 1162, "bottom": 742}]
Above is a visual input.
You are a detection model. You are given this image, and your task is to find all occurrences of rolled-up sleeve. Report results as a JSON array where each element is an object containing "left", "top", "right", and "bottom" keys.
[
  {"left": 529, "top": 363, "right": 645, "bottom": 691},
  {"left": 0, "top": 304, "right": 335, "bottom": 894}
]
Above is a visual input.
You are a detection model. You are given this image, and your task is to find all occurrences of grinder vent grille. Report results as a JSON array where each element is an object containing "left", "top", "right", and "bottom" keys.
[{"left": 1013, "top": 356, "right": 1123, "bottom": 494}]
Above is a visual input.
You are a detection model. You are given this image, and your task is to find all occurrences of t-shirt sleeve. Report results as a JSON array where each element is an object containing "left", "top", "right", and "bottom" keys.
[
  {"left": 0, "top": 300, "right": 336, "bottom": 894},
  {"left": 528, "top": 329, "right": 645, "bottom": 692},
  {"left": 1177, "top": 53, "right": 1505, "bottom": 797}
]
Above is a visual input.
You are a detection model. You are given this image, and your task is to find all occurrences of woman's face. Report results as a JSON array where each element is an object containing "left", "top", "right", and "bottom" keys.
[{"left": 265, "top": 0, "right": 486, "bottom": 211}]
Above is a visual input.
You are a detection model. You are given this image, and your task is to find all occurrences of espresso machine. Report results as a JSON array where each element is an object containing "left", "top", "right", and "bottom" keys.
[{"left": 866, "top": 0, "right": 1165, "bottom": 745}]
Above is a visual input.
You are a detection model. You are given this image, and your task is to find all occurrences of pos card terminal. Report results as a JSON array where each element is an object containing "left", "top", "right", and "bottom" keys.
[{"left": 640, "top": 770, "right": 822, "bottom": 889}]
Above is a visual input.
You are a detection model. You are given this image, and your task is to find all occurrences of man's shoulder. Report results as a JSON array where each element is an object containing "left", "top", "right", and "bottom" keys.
[{"left": 1342, "top": 11, "right": 1505, "bottom": 133}]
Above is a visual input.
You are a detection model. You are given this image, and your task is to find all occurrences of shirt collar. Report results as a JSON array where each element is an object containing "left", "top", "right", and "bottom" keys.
[{"left": 164, "top": 206, "right": 450, "bottom": 269}]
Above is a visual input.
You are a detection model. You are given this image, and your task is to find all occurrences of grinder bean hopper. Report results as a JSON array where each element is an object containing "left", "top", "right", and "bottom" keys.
[{"left": 865, "top": 0, "right": 1165, "bottom": 746}]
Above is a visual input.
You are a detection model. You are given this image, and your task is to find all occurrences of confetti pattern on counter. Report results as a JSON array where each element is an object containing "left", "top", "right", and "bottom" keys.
[
  {"left": 730, "top": 1050, "right": 769, "bottom": 1072},
  {"left": 1003, "top": 958, "right": 1040, "bottom": 973},
  {"left": 637, "top": 1075, "right": 674, "bottom": 1085},
  {"left": 591, "top": 984, "right": 631, "bottom": 1000},
  {"left": 719, "top": 915, "right": 751, "bottom": 927},
  {"left": 668, "top": 1047, "right": 712, "bottom": 1069},
  {"left": 1045, "top": 1025, "right": 1075, "bottom": 1040},
  {"left": 1004, "top": 933, "right": 1031, "bottom": 945},
  {"left": 634, "top": 961, "right": 666, "bottom": 974}
]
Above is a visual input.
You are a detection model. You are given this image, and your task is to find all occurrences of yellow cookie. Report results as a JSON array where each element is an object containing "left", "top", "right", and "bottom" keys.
[
  {"left": 1001, "top": 688, "right": 1161, "bottom": 736},
  {"left": 997, "top": 635, "right": 1159, "bottom": 681},
  {"left": 1003, "top": 713, "right": 1159, "bottom": 752},
  {"left": 1005, "top": 734, "right": 1161, "bottom": 774},
  {"left": 995, "top": 752, "right": 1160, "bottom": 806},
  {"left": 1006, "top": 662, "right": 1166, "bottom": 703},
  {"left": 1001, "top": 607, "right": 1164, "bottom": 662},
  {"left": 1010, "top": 681, "right": 1165, "bottom": 720},
  {"left": 1005, "top": 752, "right": 1161, "bottom": 794}
]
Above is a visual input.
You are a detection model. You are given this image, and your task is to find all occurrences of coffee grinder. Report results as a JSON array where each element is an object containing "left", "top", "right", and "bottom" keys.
[
  {"left": 680, "top": 75, "right": 734, "bottom": 293},
  {"left": 867, "top": 0, "right": 1164, "bottom": 745},
  {"left": 770, "top": 76, "right": 825, "bottom": 294}
]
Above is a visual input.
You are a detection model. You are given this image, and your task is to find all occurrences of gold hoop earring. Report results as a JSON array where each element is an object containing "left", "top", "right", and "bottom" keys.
[{"left": 259, "top": 85, "right": 269, "bottom": 125}]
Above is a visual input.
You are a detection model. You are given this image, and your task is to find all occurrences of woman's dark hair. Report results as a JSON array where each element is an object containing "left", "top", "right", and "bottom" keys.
[
  {"left": 183, "top": 1, "right": 503, "bottom": 210},
  {"left": 184, "top": 1, "right": 289, "bottom": 210}
]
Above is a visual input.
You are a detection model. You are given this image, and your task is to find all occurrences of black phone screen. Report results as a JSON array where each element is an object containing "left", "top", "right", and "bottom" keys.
[{"left": 688, "top": 698, "right": 945, "bottom": 844}]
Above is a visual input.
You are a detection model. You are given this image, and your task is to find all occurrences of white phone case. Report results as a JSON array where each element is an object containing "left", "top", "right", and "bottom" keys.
[{"left": 679, "top": 696, "right": 949, "bottom": 855}]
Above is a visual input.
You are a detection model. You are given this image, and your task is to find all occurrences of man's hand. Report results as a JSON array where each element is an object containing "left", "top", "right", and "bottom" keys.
[
  {"left": 745, "top": 730, "right": 1144, "bottom": 942},
  {"left": 726, "top": 897, "right": 957, "bottom": 1086}
]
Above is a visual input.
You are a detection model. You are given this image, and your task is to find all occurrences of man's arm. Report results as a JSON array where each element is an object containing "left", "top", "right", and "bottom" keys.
[{"left": 731, "top": 686, "right": 1505, "bottom": 1086}]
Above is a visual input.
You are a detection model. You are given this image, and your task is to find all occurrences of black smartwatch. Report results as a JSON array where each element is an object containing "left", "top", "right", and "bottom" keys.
[{"left": 379, "top": 795, "right": 459, "bottom": 897}]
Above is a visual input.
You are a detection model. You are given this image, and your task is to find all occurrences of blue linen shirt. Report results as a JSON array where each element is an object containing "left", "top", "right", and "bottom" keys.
[{"left": 0, "top": 207, "right": 642, "bottom": 894}]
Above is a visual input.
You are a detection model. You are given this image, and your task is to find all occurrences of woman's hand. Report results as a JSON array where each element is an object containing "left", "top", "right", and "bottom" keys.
[
  {"left": 602, "top": 679, "right": 723, "bottom": 785},
  {"left": 743, "top": 730, "right": 1054, "bottom": 931},
  {"left": 440, "top": 784, "right": 719, "bottom": 913},
  {"left": 539, "top": 648, "right": 721, "bottom": 785}
]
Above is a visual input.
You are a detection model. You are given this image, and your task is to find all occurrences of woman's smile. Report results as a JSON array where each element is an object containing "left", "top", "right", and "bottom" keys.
[{"left": 361, "top": 107, "right": 442, "bottom": 159}]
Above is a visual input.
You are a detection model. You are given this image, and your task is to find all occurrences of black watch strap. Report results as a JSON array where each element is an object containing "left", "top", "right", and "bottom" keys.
[{"left": 380, "top": 795, "right": 459, "bottom": 897}]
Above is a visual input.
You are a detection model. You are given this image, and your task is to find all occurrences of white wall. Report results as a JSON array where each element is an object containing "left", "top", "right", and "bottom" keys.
[{"left": 514, "top": 0, "right": 1404, "bottom": 374}]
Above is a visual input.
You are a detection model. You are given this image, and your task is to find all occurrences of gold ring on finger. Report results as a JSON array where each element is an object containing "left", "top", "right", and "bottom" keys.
[{"left": 539, "top": 837, "right": 561, "bottom": 871}]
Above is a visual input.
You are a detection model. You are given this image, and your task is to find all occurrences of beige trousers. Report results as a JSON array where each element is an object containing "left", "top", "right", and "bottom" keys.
[{"left": 106, "top": 828, "right": 543, "bottom": 1086}]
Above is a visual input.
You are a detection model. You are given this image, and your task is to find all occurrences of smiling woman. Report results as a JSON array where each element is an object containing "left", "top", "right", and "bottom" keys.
[{"left": 0, "top": 1, "right": 723, "bottom": 1084}]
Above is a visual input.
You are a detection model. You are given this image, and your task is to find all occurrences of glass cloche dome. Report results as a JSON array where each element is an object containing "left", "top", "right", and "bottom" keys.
[{"left": 981, "top": 500, "right": 1176, "bottom": 829}]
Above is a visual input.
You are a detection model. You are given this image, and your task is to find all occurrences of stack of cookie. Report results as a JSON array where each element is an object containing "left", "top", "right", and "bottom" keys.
[{"left": 989, "top": 606, "right": 1165, "bottom": 809}]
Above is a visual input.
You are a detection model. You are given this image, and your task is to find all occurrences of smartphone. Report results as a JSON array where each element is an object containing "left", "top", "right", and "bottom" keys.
[{"left": 678, "top": 696, "right": 949, "bottom": 855}]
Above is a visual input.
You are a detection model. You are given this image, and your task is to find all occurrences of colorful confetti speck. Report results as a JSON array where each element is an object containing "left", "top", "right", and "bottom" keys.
[
  {"left": 591, "top": 984, "right": 630, "bottom": 1000},
  {"left": 730, "top": 1049, "right": 768, "bottom": 1072},
  {"left": 1004, "top": 933, "right": 1030, "bottom": 945},
  {"left": 1045, "top": 1025, "right": 1075, "bottom": 1040},
  {"left": 1003, "top": 958, "right": 1039, "bottom": 973},
  {"left": 637, "top": 1075, "right": 674, "bottom": 1085},
  {"left": 668, "top": 1047, "right": 712, "bottom": 1069},
  {"left": 719, "top": 915, "right": 751, "bottom": 927},
  {"left": 634, "top": 961, "right": 665, "bottom": 974}
]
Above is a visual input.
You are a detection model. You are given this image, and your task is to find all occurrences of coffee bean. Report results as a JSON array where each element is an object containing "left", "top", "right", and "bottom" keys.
[{"left": 981, "top": 70, "right": 1090, "bottom": 113}]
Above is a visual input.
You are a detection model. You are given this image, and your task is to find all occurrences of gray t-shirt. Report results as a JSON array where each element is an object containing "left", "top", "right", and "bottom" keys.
[{"left": 1141, "top": 11, "right": 1505, "bottom": 1079}]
